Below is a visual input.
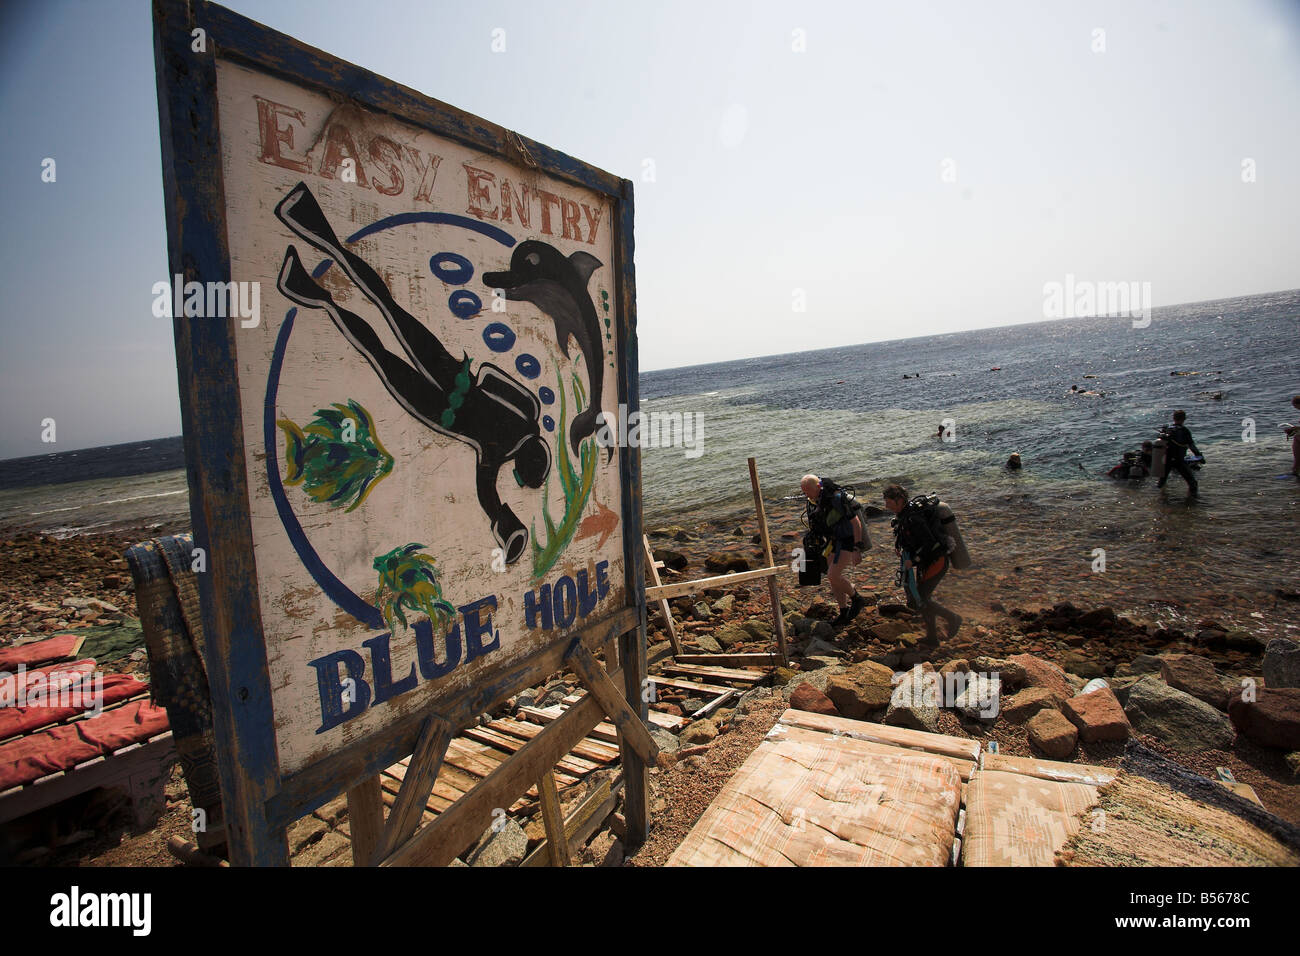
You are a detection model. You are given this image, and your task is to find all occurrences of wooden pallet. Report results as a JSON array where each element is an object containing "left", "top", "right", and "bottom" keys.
[{"left": 375, "top": 710, "right": 624, "bottom": 828}]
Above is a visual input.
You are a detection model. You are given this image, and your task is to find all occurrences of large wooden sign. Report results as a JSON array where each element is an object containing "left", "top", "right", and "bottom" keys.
[{"left": 152, "top": 0, "right": 647, "bottom": 864}]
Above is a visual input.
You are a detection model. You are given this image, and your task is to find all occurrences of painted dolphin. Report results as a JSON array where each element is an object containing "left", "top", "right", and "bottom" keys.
[{"left": 483, "top": 241, "right": 606, "bottom": 456}]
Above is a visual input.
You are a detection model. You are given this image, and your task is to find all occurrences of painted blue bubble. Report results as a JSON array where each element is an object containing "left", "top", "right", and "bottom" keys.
[
  {"left": 543, "top": 415, "right": 555, "bottom": 432},
  {"left": 449, "top": 290, "right": 482, "bottom": 319},
  {"left": 430, "top": 252, "right": 473, "bottom": 285},
  {"left": 538, "top": 386, "right": 555, "bottom": 405},
  {"left": 482, "top": 321, "right": 516, "bottom": 352},
  {"left": 515, "top": 354, "right": 541, "bottom": 379}
]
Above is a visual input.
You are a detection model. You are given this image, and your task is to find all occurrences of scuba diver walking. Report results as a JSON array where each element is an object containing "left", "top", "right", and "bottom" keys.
[
  {"left": 884, "top": 484, "right": 962, "bottom": 648},
  {"left": 1156, "top": 409, "right": 1202, "bottom": 495},
  {"left": 800, "top": 475, "right": 868, "bottom": 628}
]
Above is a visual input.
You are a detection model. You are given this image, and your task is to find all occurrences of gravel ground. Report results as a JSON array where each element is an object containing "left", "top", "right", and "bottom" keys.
[{"left": 624, "top": 695, "right": 788, "bottom": 867}]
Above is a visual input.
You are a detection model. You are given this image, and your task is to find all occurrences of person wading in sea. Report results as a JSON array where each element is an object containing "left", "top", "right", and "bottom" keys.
[{"left": 801, "top": 474, "right": 867, "bottom": 628}]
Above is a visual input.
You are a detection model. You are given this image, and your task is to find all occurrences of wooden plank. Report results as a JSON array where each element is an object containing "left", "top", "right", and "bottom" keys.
[
  {"left": 978, "top": 752, "right": 1117, "bottom": 787},
  {"left": 567, "top": 643, "right": 657, "bottom": 767},
  {"left": 675, "top": 654, "right": 780, "bottom": 668},
  {"left": 645, "top": 565, "right": 781, "bottom": 602},
  {"left": 748, "top": 456, "right": 788, "bottom": 664},
  {"left": 776, "top": 709, "right": 982, "bottom": 764},
  {"left": 346, "top": 775, "right": 385, "bottom": 867},
  {"left": 519, "top": 702, "right": 686, "bottom": 731},
  {"left": 660, "top": 663, "right": 766, "bottom": 685},
  {"left": 461, "top": 725, "right": 604, "bottom": 776},
  {"left": 537, "top": 770, "right": 569, "bottom": 866},
  {"left": 691, "top": 690, "right": 737, "bottom": 720},
  {"left": 378, "top": 772, "right": 456, "bottom": 813},
  {"left": 642, "top": 675, "right": 734, "bottom": 696},
  {"left": 378, "top": 716, "right": 452, "bottom": 861},
  {"left": 381, "top": 669, "right": 625, "bottom": 867},
  {"left": 644, "top": 534, "right": 682, "bottom": 656},
  {"left": 484, "top": 720, "right": 620, "bottom": 763},
  {"left": 520, "top": 777, "right": 614, "bottom": 867}
]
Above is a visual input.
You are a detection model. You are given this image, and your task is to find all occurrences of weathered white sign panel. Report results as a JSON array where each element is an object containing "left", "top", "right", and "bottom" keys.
[{"left": 212, "top": 61, "right": 626, "bottom": 775}]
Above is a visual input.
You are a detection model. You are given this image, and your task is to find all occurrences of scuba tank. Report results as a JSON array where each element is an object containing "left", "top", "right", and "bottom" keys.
[
  {"left": 901, "top": 494, "right": 968, "bottom": 569},
  {"left": 935, "top": 500, "right": 971, "bottom": 570},
  {"left": 1150, "top": 439, "right": 1167, "bottom": 478}
]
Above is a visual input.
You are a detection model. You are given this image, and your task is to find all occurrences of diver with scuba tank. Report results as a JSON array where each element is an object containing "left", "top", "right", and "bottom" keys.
[
  {"left": 1155, "top": 409, "right": 1203, "bottom": 495},
  {"left": 799, "top": 475, "right": 869, "bottom": 628},
  {"left": 883, "top": 484, "right": 963, "bottom": 649}
]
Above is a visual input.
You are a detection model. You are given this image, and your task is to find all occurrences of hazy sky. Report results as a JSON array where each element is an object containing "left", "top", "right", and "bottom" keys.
[{"left": 1, "top": 0, "right": 1297, "bottom": 459}]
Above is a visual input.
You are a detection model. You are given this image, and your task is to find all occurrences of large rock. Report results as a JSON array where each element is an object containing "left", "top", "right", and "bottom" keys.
[
  {"left": 789, "top": 682, "right": 838, "bottom": 716},
  {"left": 869, "top": 620, "right": 913, "bottom": 642},
  {"left": 1008, "top": 654, "right": 1073, "bottom": 703},
  {"left": 824, "top": 661, "right": 894, "bottom": 719},
  {"left": 681, "top": 718, "right": 719, "bottom": 745},
  {"left": 652, "top": 549, "right": 688, "bottom": 572},
  {"left": 705, "top": 552, "right": 751, "bottom": 573},
  {"left": 467, "top": 818, "right": 527, "bottom": 867},
  {"left": 715, "top": 624, "right": 748, "bottom": 649},
  {"left": 1159, "top": 654, "right": 1230, "bottom": 710},
  {"left": 802, "top": 636, "right": 843, "bottom": 659},
  {"left": 649, "top": 728, "right": 680, "bottom": 755},
  {"left": 742, "top": 619, "right": 774, "bottom": 643},
  {"left": 711, "top": 594, "right": 736, "bottom": 614},
  {"left": 951, "top": 672, "right": 1001, "bottom": 722},
  {"left": 1062, "top": 688, "right": 1131, "bottom": 742},
  {"left": 973, "top": 656, "right": 1028, "bottom": 690},
  {"left": 1113, "top": 654, "right": 1163, "bottom": 678},
  {"left": 1027, "top": 709, "right": 1077, "bottom": 759},
  {"left": 1263, "top": 639, "right": 1300, "bottom": 689},
  {"left": 693, "top": 633, "right": 722, "bottom": 654},
  {"left": 1001, "top": 687, "right": 1060, "bottom": 723},
  {"left": 1076, "top": 607, "right": 1117, "bottom": 630},
  {"left": 1119, "top": 676, "right": 1235, "bottom": 752},
  {"left": 1228, "top": 687, "right": 1300, "bottom": 750},
  {"left": 885, "top": 666, "right": 941, "bottom": 733}
]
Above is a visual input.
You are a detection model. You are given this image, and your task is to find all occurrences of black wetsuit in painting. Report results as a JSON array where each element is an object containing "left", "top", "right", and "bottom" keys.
[
  {"left": 273, "top": 182, "right": 551, "bottom": 564},
  {"left": 1158, "top": 423, "right": 1201, "bottom": 492}
]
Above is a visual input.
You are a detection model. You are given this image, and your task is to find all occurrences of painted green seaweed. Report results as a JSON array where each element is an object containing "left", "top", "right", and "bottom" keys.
[
  {"left": 373, "top": 543, "right": 457, "bottom": 634},
  {"left": 531, "top": 371, "right": 598, "bottom": 581},
  {"left": 278, "top": 400, "right": 394, "bottom": 512}
]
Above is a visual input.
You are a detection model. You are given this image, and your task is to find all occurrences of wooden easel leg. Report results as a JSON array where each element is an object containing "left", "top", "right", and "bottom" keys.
[
  {"left": 537, "top": 769, "right": 570, "bottom": 866},
  {"left": 617, "top": 626, "right": 650, "bottom": 849},
  {"left": 568, "top": 642, "right": 657, "bottom": 766},
  {"left": 346, "top": 774, "right": 385, "bottom": 867},
  {"left": 748, "top": 456, "right": 789, "bottom": 665},
  {"left": 378, "top": 715, "right": 452, "bottom": 862}
]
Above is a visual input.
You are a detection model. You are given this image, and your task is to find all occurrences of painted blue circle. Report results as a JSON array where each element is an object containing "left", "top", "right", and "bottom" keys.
[
  {"left": 449, "top": 290, "right": 482, "bottom": 319},
  {"left": 543, "top": 415, "right": 555, "bottom": 432},
  {"left": 482, "top": 322, "right": 516, "bottom": 352},
  {"left": 515, "top": 354, "right": 541, "bottom": 379},
  {"left": 538, "top": 386, "right": 555, "bottom": 405},
  {"left": 430, "top": 252, "right": 473, "bottom": 284}
]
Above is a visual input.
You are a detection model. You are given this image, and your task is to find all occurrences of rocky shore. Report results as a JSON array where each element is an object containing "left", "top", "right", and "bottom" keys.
[{"left": 4, "top": 512, "right": 1297, "bottom": 866}]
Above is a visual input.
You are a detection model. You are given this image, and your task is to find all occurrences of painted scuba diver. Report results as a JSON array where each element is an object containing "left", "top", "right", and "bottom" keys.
[
  {"left": 273, "top": 181, "right": 550, "bottom": 566},
  {"left": 482, "top": 241, "right": 609, "bottom": 459}
]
